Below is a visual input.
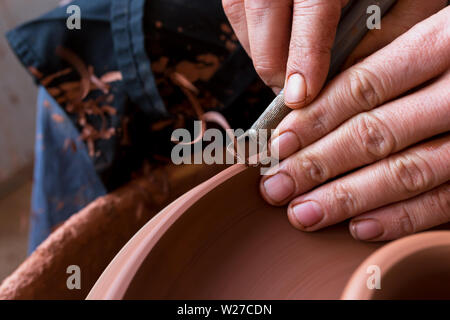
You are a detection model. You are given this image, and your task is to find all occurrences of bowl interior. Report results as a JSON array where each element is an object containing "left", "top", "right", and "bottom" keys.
[
  {"left": 124, "top": 167, "right": 381, "bottom": 299},
  {"left": 369, "top": 245, "right": 450, "bottom": 299}
]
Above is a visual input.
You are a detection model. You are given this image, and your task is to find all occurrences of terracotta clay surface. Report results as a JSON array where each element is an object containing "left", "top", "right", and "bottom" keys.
[
  {"left": 0, "top": 164, "right": 223, "bottom": 300},
  {"left": 342, "top": 231, "right": 450, "bottom": 300},
  {"left": 89, "top": 165, "right": 382, "bottom": 299}
]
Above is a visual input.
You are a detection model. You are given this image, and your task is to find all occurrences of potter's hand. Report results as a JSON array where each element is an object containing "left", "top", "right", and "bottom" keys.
[
  {"left": 222, "top": 0, "right": 446, "bottom": 107},
  {"left": 222, "top": 0, "right": 348, "bottom": 107},
  {"left": 260, "top": 6, "right": 450, "bottom": 241}
]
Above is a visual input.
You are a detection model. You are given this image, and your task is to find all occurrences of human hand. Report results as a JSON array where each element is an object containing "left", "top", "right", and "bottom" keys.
[
  {"left": 260, "top": 6, "right": 450, "bottom": 241},
  {"left": 222, "top": 0, "right": 447, "bottom": 108},
  {"left": 222, "top": 0, "right": 348, "bottom": 107}
]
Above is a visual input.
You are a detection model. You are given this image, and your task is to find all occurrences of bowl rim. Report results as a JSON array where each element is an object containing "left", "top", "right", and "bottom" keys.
[
  {"left": 341, "top": 230, "right": 450, "bottom": 300},
  {"left": 87, "top": 164, "right": 246, "bottom": 300}
]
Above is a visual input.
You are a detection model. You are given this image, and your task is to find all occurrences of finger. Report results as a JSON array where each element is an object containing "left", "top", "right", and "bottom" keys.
[
  {"left": 349, "top": 182, "right": 450, "bottom": 241},
  {"left": 286, "top": 134, "right": 450, "bottom": 232},
  {"left": 222, "top": 0, "right": 251, "bottom": 55},
  {"left": 344, "top": 0, "right": 448, "bottom": 69},
  {"left": 272, "top": 7, "right": 450, "bottom": 159},
  {"left": 262, "top": 71, "right": 450, "bottom": 205},
  {"left": 284, "top": 0, "right": 347, "bottom": 108},
  {"left": 244, "top": 0, "right": 293, "bottom": 92}
]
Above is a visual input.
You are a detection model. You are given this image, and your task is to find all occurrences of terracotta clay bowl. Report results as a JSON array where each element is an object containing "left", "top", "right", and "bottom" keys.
[
  {"left": 342, "top": 231, "right": 450, "bottom": 299},
  {"left": 88, "top": 164, "right": 385, "bottom": 299}
]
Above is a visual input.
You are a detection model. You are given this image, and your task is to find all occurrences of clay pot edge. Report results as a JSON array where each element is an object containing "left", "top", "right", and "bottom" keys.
[
  {"left": 341, "top": 230, "right": 450, "bottom": 300},
  {"left": 87, "top": 164, "right": 246, "bottom": 300}
]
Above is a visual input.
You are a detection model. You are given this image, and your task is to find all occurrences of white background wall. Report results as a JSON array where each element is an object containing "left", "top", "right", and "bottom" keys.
[{"left": 0, "top": 0, "right": 60, "bottom": 190}]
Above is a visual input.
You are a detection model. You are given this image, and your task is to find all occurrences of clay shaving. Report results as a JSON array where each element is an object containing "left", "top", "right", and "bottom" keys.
[{"left": 32, "top": 47, "right": 122, "bottom": 157}]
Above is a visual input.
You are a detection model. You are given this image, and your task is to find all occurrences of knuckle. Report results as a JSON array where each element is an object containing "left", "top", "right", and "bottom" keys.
[
  {"left": 309, "top": 108, "right": 328, "bottom": 134},
  {"left": 295, "top": 153, "right": 330, "bottom": 184},
  {"left": 330, "top": 184, "right": 358, "bottom": 217},
  {"left": 398, "top": 206, "right": 416, "bottom": 235},
  {"left": 388, "top": 154, "right": 435, "bottom": 194},
  {"left": 347, "top": 66, "right": 384, "bottom": 111},
  {"left": 244, "top": 0, "right": 273, "bottom": 11},
  {"left": 289, "top": 40, "right": 332, "bottom": 57},
  {"left": 353, "top": 112, "right": 396, "bottom": 161},
  {"left": 253, "top": 63, "right": 272, "bottom": 79},
  {"left": 288, "top": 41, "right": 332, "bottom": 67},
  {"left": 293, "top": 0, "right": 340, "bottom": 16},
  {"left": 302, "top": 107, "right": 328, "bottom": 137}
]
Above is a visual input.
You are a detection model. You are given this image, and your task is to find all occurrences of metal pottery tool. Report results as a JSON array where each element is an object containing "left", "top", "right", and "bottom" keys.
[{"left": 229, "top": 0, "right": 397, "bottom": 163}]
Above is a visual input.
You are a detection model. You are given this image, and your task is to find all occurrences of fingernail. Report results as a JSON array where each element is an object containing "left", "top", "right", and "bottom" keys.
[
  {"left": 270, "top": 131, "right": 300, "bottom": 159},
  {"left": 263, "top": 173, "right": 295, "bottom": 203},
  {"left": 351, "top": 219, "right": 383, "bottom": 241},
  {"left": 285, "top": 73, "right": 306, "bottom": 106},
  {"left": 291, "top": 201, "right": 323, "bottom": 227}
]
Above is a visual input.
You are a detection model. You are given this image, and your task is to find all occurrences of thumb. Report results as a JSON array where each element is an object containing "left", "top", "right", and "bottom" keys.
[{"left": 284, "top": 0, "right": 347, "bottom": 109}]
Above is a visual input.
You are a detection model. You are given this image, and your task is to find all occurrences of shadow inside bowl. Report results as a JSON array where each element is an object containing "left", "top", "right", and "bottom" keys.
[
  {"left": 123, "top": 167, "right": 381, "bottom": 299},
  {"left": 370, "top": 245, "right": 450, "bottom": 299}
]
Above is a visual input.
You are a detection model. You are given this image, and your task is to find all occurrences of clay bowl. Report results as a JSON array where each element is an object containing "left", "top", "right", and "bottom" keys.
[
  {"left": 88, "top": 164, "right": 383, "bottom": 299},
  {"left": 342, "top": 231, "right": 450, "bottom": 299}
]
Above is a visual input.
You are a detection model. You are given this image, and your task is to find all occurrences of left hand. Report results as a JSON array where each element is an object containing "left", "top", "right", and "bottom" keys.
[{"left": 260, "top": 6, "right": 450, "bottom": 241}]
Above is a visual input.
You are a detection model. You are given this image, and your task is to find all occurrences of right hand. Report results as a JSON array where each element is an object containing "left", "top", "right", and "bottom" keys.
[{"left": 222, "top": 0, "right": 447, "bottom": 109}]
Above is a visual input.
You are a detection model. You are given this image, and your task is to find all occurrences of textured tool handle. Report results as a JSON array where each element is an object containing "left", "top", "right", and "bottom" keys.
[
  {"left": 250, "top": 0, "right": 397, "bottom": 133},
  {"left": 251, "top": 91, "right": 289, "bottom": 131}
]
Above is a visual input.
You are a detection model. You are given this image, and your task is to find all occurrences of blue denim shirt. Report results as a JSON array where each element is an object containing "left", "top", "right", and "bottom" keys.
[{"left": 6, "top": 0, "right": 269, "bottom": 252}]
